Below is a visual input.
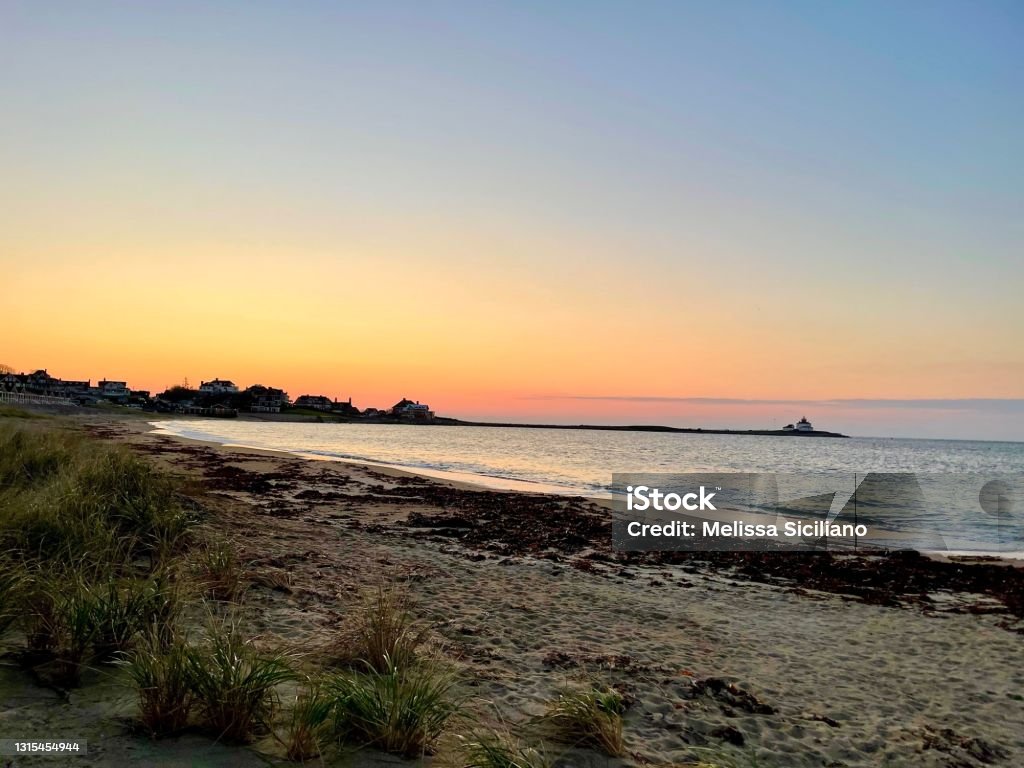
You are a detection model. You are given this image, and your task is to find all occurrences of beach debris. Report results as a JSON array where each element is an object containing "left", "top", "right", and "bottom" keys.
[
  {"left": 689, "top": 677, "right": 775, "bottom": 715},
  {"left": 806, "top": 712, "right": 841, "bottom": 727},
  {"left": 146, "top": 436, "right": 1024, "bottom": 625},
  {"left": 920, "top": 725, "right": 1008, "bottom": 765},
  {"left": 542, "top": 650, "right": 651, "bottom": 673},
  {"left": 709, "top": 723, "right": 745, "bottom": 745}
]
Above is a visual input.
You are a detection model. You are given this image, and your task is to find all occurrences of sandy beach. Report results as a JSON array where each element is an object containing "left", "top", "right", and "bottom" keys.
[{"left": 2, "top": 411, "right": 1022, "bottom": 768}]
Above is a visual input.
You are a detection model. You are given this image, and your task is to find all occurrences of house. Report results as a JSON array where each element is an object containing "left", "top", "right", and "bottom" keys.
[
  {"left": 8, "top": 369, "right": 61, "bottom": 394},
  {"left": 391, "top": 397, "right": 435, "bottom": 422},
  {"left": 55, "top": 379, "right": 91, "bottom": 397},
  {"left": 246, "top": 385, "right": 288, "bottom": 413},
  {"left": 783, "top": 417, "right": 814, "bottom": 432},
  {"left": 294, "top": 395, "right": 334, "bottom": 411},
  {"left": 332, "top": 397, "right": 359, "bottom": 416},
  {"left": 1, "top": 370, "right": 81, "bottom": 399},
  {"left": 0, "top": 370, "right": 49, "bottom": 393},
  {"left": 390, "top": 398, "right": 414, "bottom": 415},
  {"left": 1, "top": 369, "right": 125, "bottom": 404},
  {"left": 27, "top": 369, "right": 58, "bottom": 392},
  {"left": 98, "top": 380, "right": 130, "bottom": 403},
  {"left": 199, "top": 378, "right": 239, "bottom": 394}
]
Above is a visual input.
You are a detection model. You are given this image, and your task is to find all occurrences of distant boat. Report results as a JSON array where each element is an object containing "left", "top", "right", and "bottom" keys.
[{"left": 782, "top": 416, "right": 814, "bottom": 432}]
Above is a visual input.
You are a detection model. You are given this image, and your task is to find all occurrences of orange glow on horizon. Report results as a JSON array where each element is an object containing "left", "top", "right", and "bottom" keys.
[{"left": 4, "top": 234, "right": 1022, "bottom": 432}]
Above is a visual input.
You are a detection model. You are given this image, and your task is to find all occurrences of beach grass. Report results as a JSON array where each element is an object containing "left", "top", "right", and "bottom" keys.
[
  {"left": 21, "top": 571, "right": 98, "bottom": 686},
  {"left": 326, "top": 654, "right": 460, "bottom": 757},
  {"left": 0, "top": 423, "right": 77, "bottom": 489},
  {"left": 0, "top": 405, "right": 47, "bottom": 420},
  {"left": 0, "top": 424, "right": 193, "bottom": 569},
  {"left": 90, "top": 576, "right": 176, "bottom": 662},
  {"left": 122, "top": 629, "right": 196, "bottom": 737},
  {"left": 284, "top": 677, "right": 335, "bottom": 761},
  {"left": 0, "top": 421, "right": 197, "bottom": 687},
  {"left": 0, "top": 563, "right": 25, "bottom": 635},
  {"left": 333, "top": 582, "right": 431, "bottom": 672},
  {"left": 186, "top": 614, "right": 296, "bottom": 743},
  {"left": 453, "top": 731, "right": 552, "bottom": 768},
  {"left": 192, "top": 537, "right": 246, "bottom": 601},
  {"left": 542, "top": 686, "right": 627, "bottom": 757}
]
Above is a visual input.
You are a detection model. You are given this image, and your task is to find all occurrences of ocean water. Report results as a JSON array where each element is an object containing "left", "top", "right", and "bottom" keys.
[{"left": 150, "top": 420, "right": 1024, "bottom": 554}]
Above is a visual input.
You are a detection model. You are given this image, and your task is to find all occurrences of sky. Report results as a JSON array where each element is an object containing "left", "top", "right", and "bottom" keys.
[{"left": 1, "top": 1, "right": 1022, "bottom": 440}]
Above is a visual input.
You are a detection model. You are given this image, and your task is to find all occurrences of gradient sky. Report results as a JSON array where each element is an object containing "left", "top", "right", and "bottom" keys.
[{"left": 2, "top": 1, "right": 1022, "bottom": 440}]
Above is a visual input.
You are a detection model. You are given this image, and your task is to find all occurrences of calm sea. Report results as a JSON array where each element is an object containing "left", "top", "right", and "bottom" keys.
[{"left": 150, "top": 420, "right": 1024, "bottom": 554}]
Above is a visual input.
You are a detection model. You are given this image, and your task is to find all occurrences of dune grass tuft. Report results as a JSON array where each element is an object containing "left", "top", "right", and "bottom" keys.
[
  {"left": 0, "top": 564, "right": 25, "bottom": 635},
  {"left": 326, "top": 654, "right": 459, "bottom": 757},
  {"left": 284, "top": 677, "right": 335, "bottom": 762},
  {"left": 187, "top": 616, "right": 296, "bottom": 743},
  {"left": 333, "top": 582, "right": 430, "bottom": 672},
  {"left": 64, "top": 447, "right": 193, "bottom": 560},
  {"left": 123, "top": 629, "right": 196, "bottom": 737},
  {"left": 543, "top": 686, "right": 626, "bottom": 757},
  {"left": 21, "top": 573, "right": 98, "bottom": 687},
  {"left": 193, "top": 538, "right": 246, "bottom": 601},
  {"left": 90, "top": 576, "right": 182, "bottom": 661},
  {"left": 455, "top": 731, "right": 552, "bottom": 768}
]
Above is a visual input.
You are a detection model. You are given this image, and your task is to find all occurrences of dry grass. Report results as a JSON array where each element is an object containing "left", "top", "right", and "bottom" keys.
[
  {"left": 0, "top": 564, "right": 24, "bottom": 635},
  {"left": 453, "top": 730, "right": 552, "bottom": 768},
  {"left": 122, "top": 629, "right": 196, "bottom": 737},
  {"left": 331, "top": 582, "right": 431, "bottom": 672},
  {"left": 542, "top": 686, "right": 627, "bottom": 757},
  {"left": 284, "top": 677, "right": 335, "bottom": 762},
  {"left": 192, "top": 537, "right": 247, "bottom": 601}
]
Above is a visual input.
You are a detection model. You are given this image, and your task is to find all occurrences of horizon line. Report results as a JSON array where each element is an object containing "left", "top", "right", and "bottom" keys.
[{"left": 523, "top": 395, "right": 1024, "bottom": 412}]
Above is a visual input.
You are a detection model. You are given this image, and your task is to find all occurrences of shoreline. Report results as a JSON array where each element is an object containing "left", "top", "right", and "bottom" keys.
[
  {"left": 107, "top": 413, "right": 1024, "bottom": 592},
  {"left": 147, "top": 419, "right": 589, "bottom": 498},
  {"left": 148, "top": 418, "right": 1024, "bottom": 563}
]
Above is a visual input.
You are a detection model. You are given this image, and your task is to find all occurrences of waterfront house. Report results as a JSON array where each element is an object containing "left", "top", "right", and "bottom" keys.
[
  {"left": 199, "top": 378, "right": 239, "bottom": 394},
  {"left": 783, "top": 417, "right": 815, "bottom": 432},
  {"left": 246, "top": 384, "right": 288, "bottom": 413},
  {"left": 294, "top": 394, "right": 334, "bottom": 411},
  {"left": 98, "top": 380, "right": 130, "bottom": 403},
  {"left": 332, "top": 397, "right": 359, "bottom": 416},
  {"left": 391, "top": 398, "right": 435, "bottom": 422}
]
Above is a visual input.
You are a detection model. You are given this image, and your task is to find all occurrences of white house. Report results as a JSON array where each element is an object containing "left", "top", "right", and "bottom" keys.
[
  {"left": 783, "top": 417, "right": 814, "bottom": 432},
  {"left": 199, "top": 378, "right": 239, "bottom": 394}
]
